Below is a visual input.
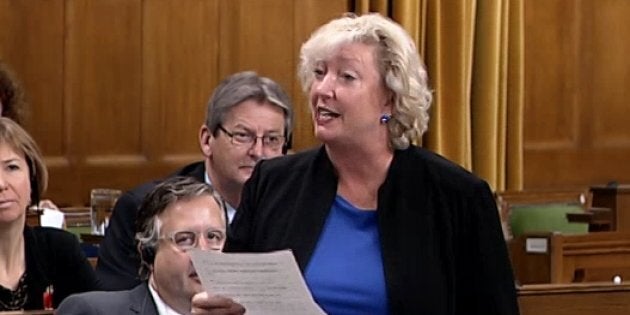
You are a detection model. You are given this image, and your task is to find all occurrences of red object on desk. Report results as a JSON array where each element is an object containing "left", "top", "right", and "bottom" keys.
[{"left": 42, "top": 285, "right": 53, "bottom": 310}]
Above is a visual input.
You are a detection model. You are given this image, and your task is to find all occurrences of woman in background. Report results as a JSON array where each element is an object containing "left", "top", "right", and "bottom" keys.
[
  {"left": 0, "top": 117, "right": 98, "bottom": 310},
  {"left": 0, "top": 61, "right": 58, "bottom": 211},
  {"left": 222, "top": 13, "right": 519, "bottom": 315},
  {"left": 0, "top": 60, "right": 26, "bottom": 124}
]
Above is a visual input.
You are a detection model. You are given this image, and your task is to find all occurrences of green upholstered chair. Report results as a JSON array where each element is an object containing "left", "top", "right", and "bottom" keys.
[
  {"left": 495, "top": 190, "right": 592, "bottom": 240},
  {"left": 508, "top": 203, "right": 589, "bottom": 238}
]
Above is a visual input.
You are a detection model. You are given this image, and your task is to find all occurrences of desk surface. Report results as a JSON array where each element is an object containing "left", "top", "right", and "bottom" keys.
[
  {"left": 519, "top": 282, "right": 630, "bottom": 315},
  {"left": 519, "top": 282, "right": 630, "bottom": 295}
]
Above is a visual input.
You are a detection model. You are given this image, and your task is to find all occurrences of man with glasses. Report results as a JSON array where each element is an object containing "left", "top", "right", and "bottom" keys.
[
  {"left": 97, "top": 71, "right": 294, "bottom": 290},
  {"left": 58, "top": 177, "right": 246, "bottom": 314}
]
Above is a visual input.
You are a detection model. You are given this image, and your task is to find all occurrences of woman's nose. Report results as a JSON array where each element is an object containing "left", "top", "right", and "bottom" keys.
[
  {"left": 313, "top": 73, "right": 335, "bottom": 98},
  {"left": 0, "top": 173, "right": 8, "bottom": 192}
]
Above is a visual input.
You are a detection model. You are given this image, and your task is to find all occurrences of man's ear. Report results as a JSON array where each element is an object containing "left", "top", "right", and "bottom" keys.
[{"left": 199, "top": 125, "right": 213, "bottom": 157}]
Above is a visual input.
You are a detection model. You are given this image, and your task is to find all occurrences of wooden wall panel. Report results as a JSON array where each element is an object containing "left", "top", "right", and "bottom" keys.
[
  {"left": 588, "top": 0, "right": 630, "bottom": 148},
  {"left": 142, "top": 0, "right": 220, "bottom": 163},
  {"left": 524, "top": 0, "right": 630, "bottom": 190},
  {"left": 219, "top": 0, "right": 350, "bottom": 150},
  {"left": 1, "top": 0, "right": 349, "bottom": 206},
  {"left": 218, "top": 0, "right": 295, "bottom": 90},
  {"left": 56, "top": 0, "right": 144, "bottom": 204},
  {"left": 65, "top": 0, "right": 143, "bottom": 157},
  {"left": 0, "top": 0, "right": 64, "bottom": 155},
  {"left": 523, "top": 0, "right": 579, "bottom": 149}
]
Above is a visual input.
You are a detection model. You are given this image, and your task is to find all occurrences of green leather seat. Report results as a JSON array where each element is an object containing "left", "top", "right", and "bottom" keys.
[{"left": 509, "top": 203, "right": 589, "bottom": 238}]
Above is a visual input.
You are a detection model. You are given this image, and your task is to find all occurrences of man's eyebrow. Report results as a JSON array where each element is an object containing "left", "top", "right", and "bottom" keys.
[{"left": 232, "top": 125, "right": 283, "bottom": 135}]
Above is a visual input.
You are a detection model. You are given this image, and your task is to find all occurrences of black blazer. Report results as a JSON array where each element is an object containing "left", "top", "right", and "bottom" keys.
[
  {"left": 227, "top": 146, "right": 519, "bottom": 315},
  {"left": 95, "top": 162, "right": 206, "bottom": 290},
  {"left": 22, "top": 226, "right": 99, "bottom": 310},
  {"left": 56, "top": 282, "right": 158, "bottom": 315}
]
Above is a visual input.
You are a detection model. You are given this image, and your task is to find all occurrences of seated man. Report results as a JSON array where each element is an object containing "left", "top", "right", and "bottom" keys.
[
  {"left": 97, "top": 71, "right": 294, "bottom": 290},
  {"left": 57, "top": 176, "right": 245, "bottom": 314}
]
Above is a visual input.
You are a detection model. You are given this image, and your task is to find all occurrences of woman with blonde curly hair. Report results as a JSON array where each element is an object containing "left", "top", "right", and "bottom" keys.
[{"left": 212, "top": 13, "right": 518, "bottom": 315}]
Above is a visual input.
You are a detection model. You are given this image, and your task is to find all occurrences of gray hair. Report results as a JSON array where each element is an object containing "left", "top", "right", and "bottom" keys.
[
  {"left": 298, "top": 13, "right": 432, "bottom": 149},
  {"left": 135, "top": 176, "right": 226, "bottom": 278},
  {"left": 205, "top": 71, "right": 294, "bottom": 140}
]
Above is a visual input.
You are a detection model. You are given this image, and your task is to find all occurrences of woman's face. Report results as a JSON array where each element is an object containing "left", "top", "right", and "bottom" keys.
[
  {"left": 0, "top": 142, "right": 31, "bottom": 225},
  {"left": 309, "top": 42, "right": 391, "bottom": 146}
]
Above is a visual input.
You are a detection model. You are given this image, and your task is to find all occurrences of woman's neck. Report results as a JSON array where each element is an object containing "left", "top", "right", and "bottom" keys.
[
  {"left": 0, "top": 225, "right": 26, "bottom": 290},
  {"left": 326, "top": 141, "right": 394, "bottom": 209}
]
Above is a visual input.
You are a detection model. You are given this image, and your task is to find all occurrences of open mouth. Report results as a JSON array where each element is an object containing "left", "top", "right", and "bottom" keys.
[{"left": 316, "top": 107, "right": 340, "bottom": 122}]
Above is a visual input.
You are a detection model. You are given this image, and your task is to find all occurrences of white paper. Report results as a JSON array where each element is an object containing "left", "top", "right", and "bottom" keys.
[
  {"left": 40, "top": 208, "right": 65, "bottom": 229},
  {"left": 189, "top": 250, "right": 325, "bottom": 315},
  {"left": 525, "top": 237, "right": 548, "bottom": 253}
]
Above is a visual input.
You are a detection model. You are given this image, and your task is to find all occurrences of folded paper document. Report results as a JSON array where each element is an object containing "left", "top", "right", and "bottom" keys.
[{"left": 190, "top": 249, "right": 325, "bottom": 315}]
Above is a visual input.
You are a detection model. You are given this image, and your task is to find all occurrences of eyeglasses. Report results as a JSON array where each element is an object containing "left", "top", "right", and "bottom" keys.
[
  {"left": 160, "top": 228, "right": 225, "bottom": 252},
  {"left": 217, "top": 125, "right": 285, "bottom": 150}
]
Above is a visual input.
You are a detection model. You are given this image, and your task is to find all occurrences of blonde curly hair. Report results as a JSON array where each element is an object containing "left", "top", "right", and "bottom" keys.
[{"left": 298, "top": 13, "right": 432, "bottom": 149}]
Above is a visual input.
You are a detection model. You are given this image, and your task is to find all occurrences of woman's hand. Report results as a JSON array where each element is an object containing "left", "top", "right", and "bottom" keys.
[{"left": 191, "top": 291, "right": 246, "bottom": 315}]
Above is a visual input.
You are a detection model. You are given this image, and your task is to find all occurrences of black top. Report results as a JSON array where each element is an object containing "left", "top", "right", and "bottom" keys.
[
  {"left": 95, "top": 162, "right": 206, "bottom": 290},
  {"left": 14, "top": 226, "right": 98, "bottom": 310},
  {"left": 227, "top": 146, "right": 519, "bottom": 315}
]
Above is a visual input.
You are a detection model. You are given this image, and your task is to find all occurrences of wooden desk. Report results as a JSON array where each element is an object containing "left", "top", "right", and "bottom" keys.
[
  {"left": 591, "top": 184, "right": 630, "bottom": 231},
  {"left": 518, "top": 282, "right": 630, "bottom": 315},
  {"left": 566, "top": 207, "right": 613, "bottom": 231},
  {"left": 510, "top": 231, "right": 630, "bottom": 284}
]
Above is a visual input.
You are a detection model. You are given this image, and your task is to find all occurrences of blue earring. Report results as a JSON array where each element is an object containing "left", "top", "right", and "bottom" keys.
[{"left": 380, "top": 114, "right": 391, "bottom": 124}]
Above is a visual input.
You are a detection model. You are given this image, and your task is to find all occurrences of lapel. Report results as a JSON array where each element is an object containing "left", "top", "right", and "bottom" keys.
[
  {"left": 376, "top": 147, "right": 452, "bottom": 313},
  {"left": 128, "top": 283, "right": 158, "bottom": 315},
  {"left": 285, "top": 148, "right": 338, "bottom": 271}
]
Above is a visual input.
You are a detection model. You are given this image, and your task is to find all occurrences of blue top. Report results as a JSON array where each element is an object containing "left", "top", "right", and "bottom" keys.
[{"left": 304, "top": 196, "right": 388, "bottom": 315}]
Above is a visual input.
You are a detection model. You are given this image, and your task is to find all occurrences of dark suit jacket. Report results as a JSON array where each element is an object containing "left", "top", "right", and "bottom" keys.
[
  {"left": 56, "top": 282, "right": 157, "bottom": 315},
  {"left": 22, "top": 226, "right": 99, "bottom": 310},
  {"left": 227, "top": 146, "right": 519, "bottom": 315},
  {"left": 95, "top": 162, "right": 206, "bottom": 290}
]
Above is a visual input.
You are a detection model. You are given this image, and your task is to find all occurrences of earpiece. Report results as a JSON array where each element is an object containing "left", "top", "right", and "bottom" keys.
[
  {"left": 282, "top": 132, "right": 292, "bottom": 154},
  {"left": 140, "top": 244, "right": 156, "bottom": 265}
]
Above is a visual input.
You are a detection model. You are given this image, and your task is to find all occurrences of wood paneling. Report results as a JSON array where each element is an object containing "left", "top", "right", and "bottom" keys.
[
  {"left": 4, "top": 0, "right": 628, "bottom": 203},
  {"left": 0, "top": 0, "right": 349, "bottom": 206},
  {"left": 218, "top": 0, "right": 348, "bottom": 150},
  {"left": 0, "top": 0, "right": 65, "bottom": 153},
  {"left": 518, "top": 282, "right": 630, "bottom": 315},
  {"left": 142, "top": 0, "right": 220, "bottom": 161},
  {"left": 524, "top": 0, "right": 630, "bottom": 189}
]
